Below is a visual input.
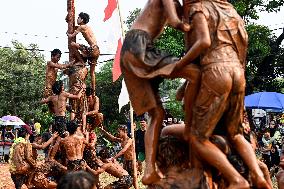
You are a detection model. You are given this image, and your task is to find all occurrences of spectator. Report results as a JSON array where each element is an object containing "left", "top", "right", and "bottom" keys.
[
  {"left": 261, "top": 129, "right": 272, "bottom": 169},
  {"left": 135, "top": 120, "right": 147, "bottom": 174}
]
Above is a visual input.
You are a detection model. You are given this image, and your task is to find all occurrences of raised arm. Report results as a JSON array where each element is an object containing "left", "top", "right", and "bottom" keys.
[
  {"left": 99, "top": 127, "right": 121, "bottom": 142},
  {"left": 65, "top": 88, "right": 84, "bottom": 99},
  {"left": 47, "top": 60, "right": 73, "bottom": 70},
  {"left": 48, "top": 137, "right": 62, "bottom": 160},
  {"left": 32, "top": 132, "right": 58, "bottom": 150},
  {"left": 175, "top": 12, "right": 211, "bottom": 70},
  {"left": 40, "top": 96, "right": 51, "bottom": 104},
  {"left": 67, "top": 26, "right": 82, "bottom": 38},
  {"left": 113, "top": 138, "right": 133, "bottom": 159},
  {"left": 162, "top": 0, "right": 189, "bottom": 32}
]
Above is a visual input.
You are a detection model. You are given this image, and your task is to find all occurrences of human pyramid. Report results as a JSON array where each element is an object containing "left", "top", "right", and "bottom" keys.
[
  {"left": 8, "top": 0, "right": 279, "bottom": 188},
  {"left": 9, "top": 9, "right": 137, "bottom": 189}
]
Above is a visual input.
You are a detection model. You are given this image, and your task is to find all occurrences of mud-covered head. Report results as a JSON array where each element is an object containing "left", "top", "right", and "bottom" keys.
[
  {"left": 67, "top": 120, "right": 80, "bottom": 135},
  {"left": 52, "top": 80, "right": 64, "bottom": 95},
  {"left": 156, "top": 136, "right": 189, "bottom": 173},
  {"left": 98, "top": 148, "right": 112, "bottom": 160}
]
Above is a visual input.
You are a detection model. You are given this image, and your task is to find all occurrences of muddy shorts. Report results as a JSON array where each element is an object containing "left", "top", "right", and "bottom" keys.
[
  {"left": 79, "top": 44, "right": 100, "bottom": 65},
  {"left": 11, "top": 174, "right": 27, "bottom": 189},
  {"left": 108, "top": 175, "right": 133, "bottom": 189},
  {"left": 123, "top": 160, "right": 134, "bottom": 177},
  {"left": 191, "top": 63, "right": 245, "bottom": 139},
  {"left": 67, "top": 159, "right": 86, "bottom": 171},
  {"left": 53, "top": 116, "right": 67, "bottom": 138},
  {"left": 120, "top": 29, "right": 178, "bottom": 115}
]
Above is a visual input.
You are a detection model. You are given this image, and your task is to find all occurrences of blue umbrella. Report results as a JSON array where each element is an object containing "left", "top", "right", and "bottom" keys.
[{"left": 245, "top": 92, "right": 284, "bottom": 110}]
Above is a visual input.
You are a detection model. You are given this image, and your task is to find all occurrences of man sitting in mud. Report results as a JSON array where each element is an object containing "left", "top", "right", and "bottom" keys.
[
  {"left": 94, "top": 148, "right": 133, "bottom": 189},
  {"left": 82, "top": 86, "right": 103, "bottom": 132},
  {"left": 67, "top": 12, "right": 99, "bottom": 91},
  {"left": 51, "top": 120, "right": 88, "bottom": 171},
  {"left": 40, "top": 80, "right": 84, "bottom": 138},
  {"left": 120, "top": 0, "right": 201, "bottom": 184},
  {"left": 99, "top": 125, "right": 134, "bottom": 178}
]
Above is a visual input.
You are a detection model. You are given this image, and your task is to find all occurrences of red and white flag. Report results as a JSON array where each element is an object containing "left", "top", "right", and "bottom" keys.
[
  {"left": 103, "top": 0, "right": 122, "bottom": 82},
  {"left": 103, "top": 0, "right": 129, "bottom": 111}
]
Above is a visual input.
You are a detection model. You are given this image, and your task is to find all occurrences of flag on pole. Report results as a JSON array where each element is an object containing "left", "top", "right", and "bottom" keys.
[
  {"left": 103, "top": 0, "right": 118, "bottom": 22},
  {"left": 103, "top": 0, "right": 122, "bottom": 82},
  {"left": 118, "top": 78, "right": 129, "bottom": 112}
]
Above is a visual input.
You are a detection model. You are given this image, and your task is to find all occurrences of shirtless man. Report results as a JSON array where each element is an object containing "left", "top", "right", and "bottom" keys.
[
  {"left": 67, "top": 12, "right": 99, "bottom": 92},
  {"left": 44, "top": 49, "right": 73, "bottom": 98},
  {"left": 175, "top": 0, "right": 269, "bottom": 188},
  {"left": 120, "top": 0, "right": 200, "bottom": 184},
  {"left": 9, "top": 125, "right": 35, "bottom": 189},
  {"left": 40, "top": 80, "right": 84, "bottom": 137},
  {"left": 99, "top": 126, "right": 135, "bottom": 178},
  {"left": 82, "top": 87, "right": 103, "bottom": 132},
  {"left": 90, "top": 148, "right": 133, "bottom": 189},
  {"left": 51, "top": 120, "right": 89, "bottom": 171}
]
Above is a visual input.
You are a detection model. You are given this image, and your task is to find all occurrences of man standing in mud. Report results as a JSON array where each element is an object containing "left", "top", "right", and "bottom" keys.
[
  {"left": 120, "top": 0, "right": 201, "bottom": 185},
  {"left": 177, "top": 0, "right": 270, "bottom": 188}
]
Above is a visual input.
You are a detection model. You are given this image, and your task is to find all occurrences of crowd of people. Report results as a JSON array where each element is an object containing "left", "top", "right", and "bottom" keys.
[
  {"left": 4, "top": 9, "right": 146, "bottom": 189},
  {"left": 242, "top": 113, "right": 284, "bottom": 188}
]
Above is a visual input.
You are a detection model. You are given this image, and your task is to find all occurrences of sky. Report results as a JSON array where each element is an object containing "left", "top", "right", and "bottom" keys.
[{"left": 0, "top": 0, "right": 283, "bottom": 64}]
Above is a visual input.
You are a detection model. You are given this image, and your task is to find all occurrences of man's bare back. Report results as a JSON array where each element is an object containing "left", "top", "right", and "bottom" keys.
[
  {"left": 77, "top": 25, "right": 97, "bottom": 47},
  {"left": 60, "top": 134, "right": 85, "bottom": 161}
]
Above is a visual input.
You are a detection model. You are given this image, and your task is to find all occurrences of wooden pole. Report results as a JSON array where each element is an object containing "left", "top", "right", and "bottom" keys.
[
  {"left": 117, "top": 1, "right": 139, "bottom": 188},
  {"left": 67, "top": 0, "right": 76, "bottom": 61}
]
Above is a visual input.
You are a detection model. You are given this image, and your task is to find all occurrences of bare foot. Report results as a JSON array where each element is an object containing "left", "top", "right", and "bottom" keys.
[{"left": 142, "top": 169, "right": 161, "bottom": 185}]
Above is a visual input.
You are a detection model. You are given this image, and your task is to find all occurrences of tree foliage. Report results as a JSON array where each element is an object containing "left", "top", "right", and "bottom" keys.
[
  {"left": 0, "top": 41, "right": 50, "bottom": 125},
  {"left": 96, "top": 61, "right": 129, "bottom": 130},
  {"left": 230, "top": 0, "right": 284, "bottom": 20}
]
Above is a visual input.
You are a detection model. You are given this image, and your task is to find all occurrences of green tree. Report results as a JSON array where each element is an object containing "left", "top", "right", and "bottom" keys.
[
  {"left": 0, "top": 41, "right": 52, "bottom": 128},
  {"left": 96, "top": 61, "right": 129, "bottom": 131},
  {"left": 230, "top": 0, "right": 284, "bottom": 93}
]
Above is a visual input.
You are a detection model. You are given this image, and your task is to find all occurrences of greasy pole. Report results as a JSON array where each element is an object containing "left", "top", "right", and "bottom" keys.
[{"left": 67, "top": 0, "right": 76, "bottom": 61}]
